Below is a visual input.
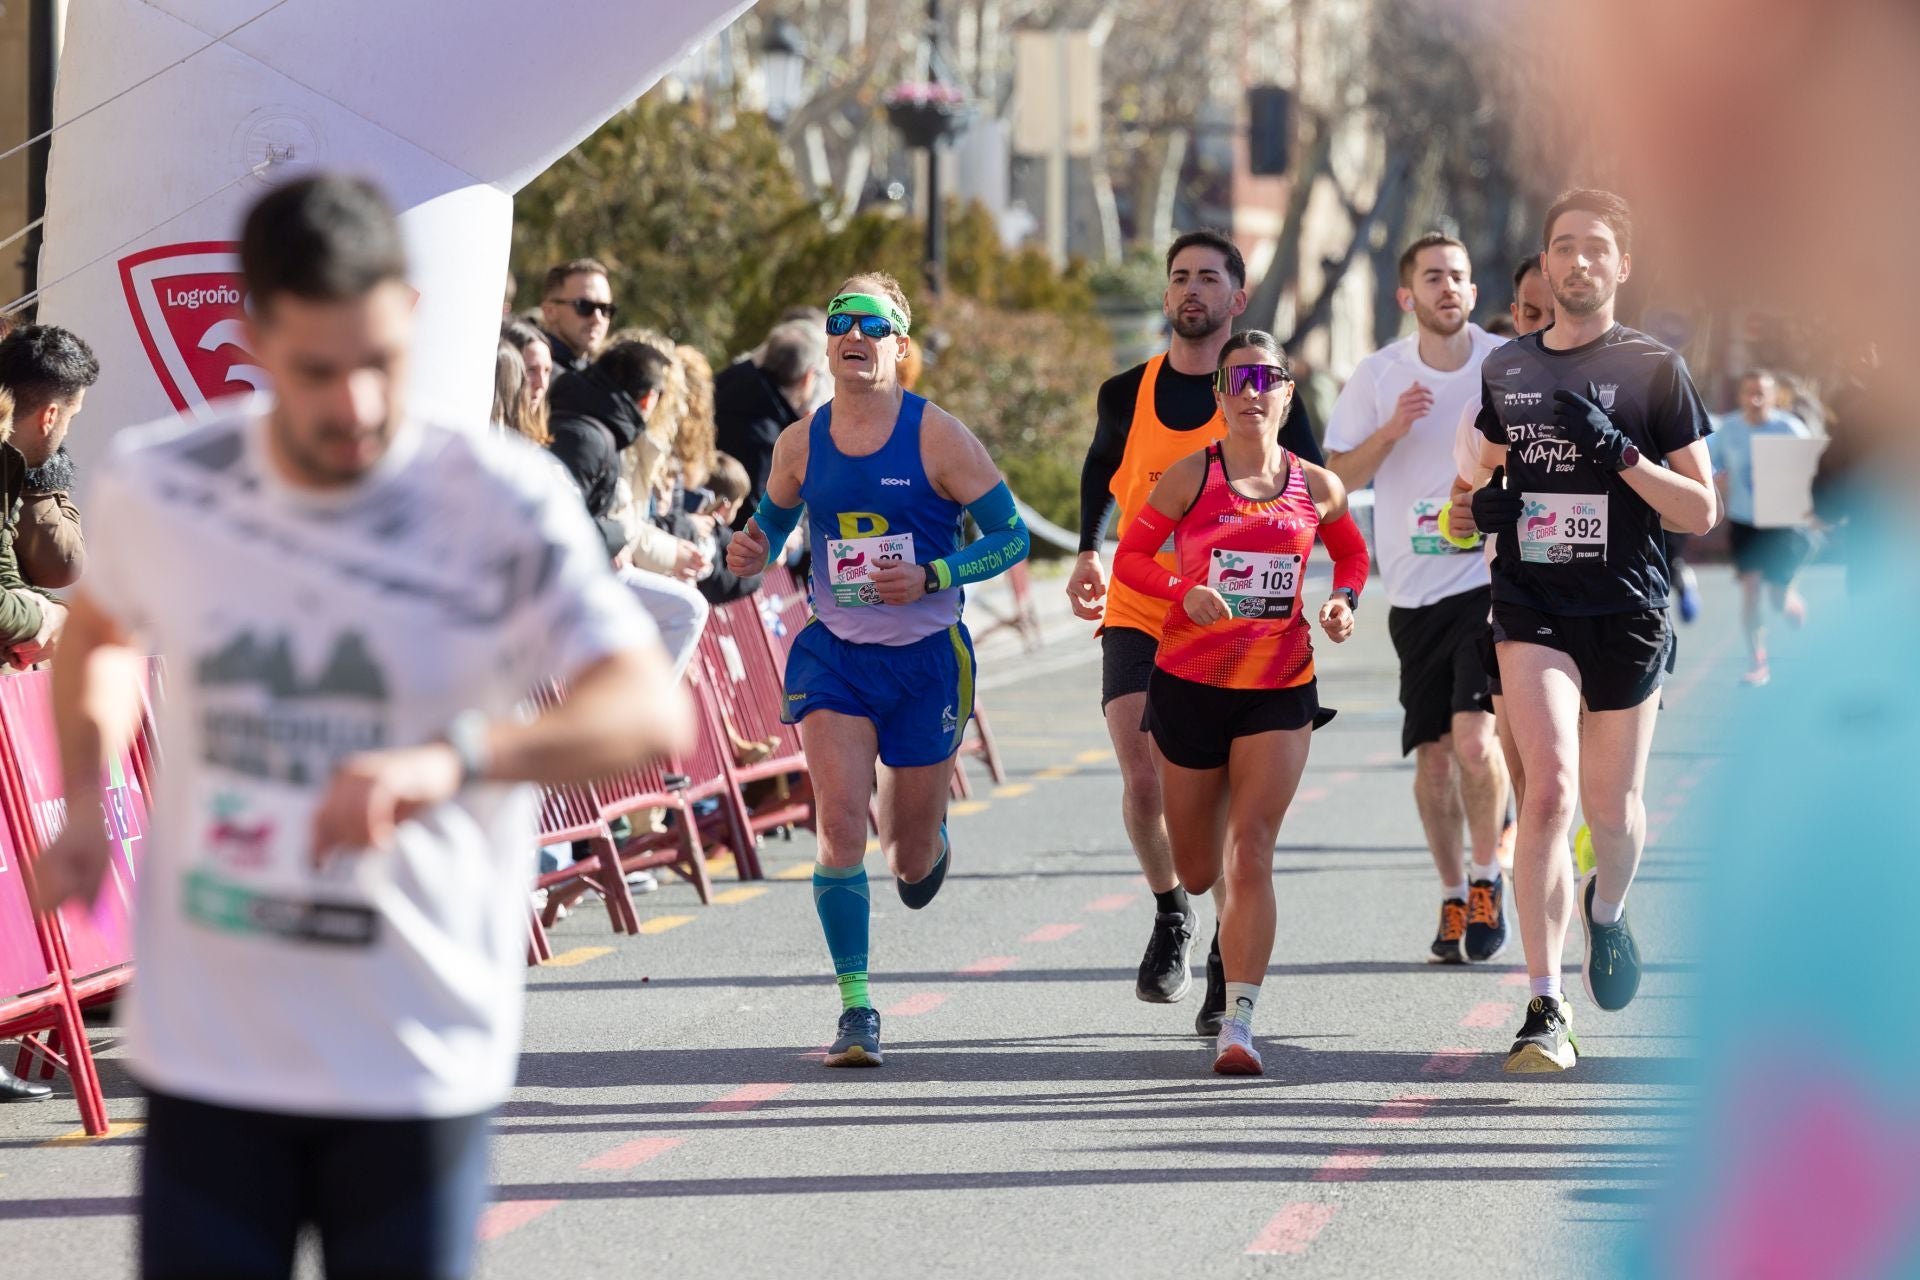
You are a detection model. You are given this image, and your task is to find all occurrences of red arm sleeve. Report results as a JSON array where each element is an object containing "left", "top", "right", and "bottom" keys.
[
  {"left": 1318, "top": 512, "right": 1370, "bottom": 596},
  {"left": 1112, "top": 505, "right": 1194, "bottom": 603}
]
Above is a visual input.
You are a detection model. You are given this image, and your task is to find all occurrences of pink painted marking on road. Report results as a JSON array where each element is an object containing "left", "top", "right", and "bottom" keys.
[
  {"left": 1023, "top": 922, "right": 1083, "bottom": 943},
  {"left": 1460, "top": 1001, "right": 1514, "bottom": 1028},
  {"left": 1501, "top": 971, "right": 1532, "bottom": 987},
  {"left": 1330, "top": 771, "right": 1358, "bottom": 785},
  {"left": 1312, "top": 1148, "right": 1384, "bottom": 1182},
  {"left": 957, "top": 955, "right": 1018, "bottom": 975},
  {"left": 883, "top": 992, "right": 949, "bottom": 1016},
  {"left": 476, "top": 1200, "right": 561, "bottom": 1241},
  {"left": 1294, "top": 787, "right": 1329, "bottom": 804},
  {"left": 581, "top": 1136, "right": 685, "bottom": 1171},
  {"left": 698, "top": 1083, "right": 795, "bottom": 1113},
  {"left": 1368, "top": 1094, "right": 1436, "bottom": 1124},
  {"left": 1085, "top": 893, "right": 1137, "bottom": 912},
  {"left": 1365, "top": 749, "right": 1396, "bottom": 766},
  {"left": 1246, "top": 1203, "right": 1338, "bottom": 1255},
  {"left": 1421, "top": 1048, "right": 1478, "bottom": 1076}
]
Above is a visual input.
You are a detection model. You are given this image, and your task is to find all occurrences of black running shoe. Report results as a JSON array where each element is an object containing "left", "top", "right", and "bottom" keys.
[
  {"left": 1195, "top": 927, "right": 1226, "bottom": 1036},
  {"left": 1464, "top": 875, "right": 1510, "bottom": 963},
  {"left": 1429, "top": 898, "right": 1468, "bottom": 964},
  {"left": 1579, "top": 872, "right": 1642, "bottom": 1011},
  {"left": 1503, "top": 995, "right": 1578, "bottom": 1073},
  {"left": 897, "top": 823, "right": 949, "bottom": 910},
  {"left": 824, "top": 1006, "right": 883, "bottom": 1068},
  {"left": 1136, "top": 910, "right": 1195, "bottom": 1003}
]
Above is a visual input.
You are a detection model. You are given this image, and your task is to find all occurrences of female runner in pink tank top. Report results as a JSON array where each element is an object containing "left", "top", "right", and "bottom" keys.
[{"left": 1114, "top": 331, "right": 1370, "bottom": 1076}]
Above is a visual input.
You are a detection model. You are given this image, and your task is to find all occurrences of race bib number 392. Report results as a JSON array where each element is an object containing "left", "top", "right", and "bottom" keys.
[
  {"left": 1518, "top": 493, "right": 1608, "bottom": 565},
  {"left": 1208, "top": 549, "right": 1301, "bottom": 619},
  {"left": 828, "top": 533, "right": 915, "bottom": 607}
]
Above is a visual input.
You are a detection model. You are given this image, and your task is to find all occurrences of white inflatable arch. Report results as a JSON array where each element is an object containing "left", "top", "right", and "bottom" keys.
[{"left": 33, "top": 0, "right": 751, "bottom": 477}]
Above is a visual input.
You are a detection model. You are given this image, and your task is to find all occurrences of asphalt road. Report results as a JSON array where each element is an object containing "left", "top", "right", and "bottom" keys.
[{"left": 0, "top": 563, "right": 1783, "bottom": 1278}]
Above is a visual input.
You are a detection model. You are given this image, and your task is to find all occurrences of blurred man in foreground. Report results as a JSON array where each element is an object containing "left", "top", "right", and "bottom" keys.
[{"left": 33, "top": 174, "right": 690, "bottom": 1280}]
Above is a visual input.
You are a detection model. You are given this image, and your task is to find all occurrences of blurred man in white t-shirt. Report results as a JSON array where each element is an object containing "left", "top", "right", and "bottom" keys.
[
  {"left": 32, "top": 175, "right": 692, "bottom": 1279},
  {"left": 1325, "top": 233, "right": 1511, "bottom": 967}
]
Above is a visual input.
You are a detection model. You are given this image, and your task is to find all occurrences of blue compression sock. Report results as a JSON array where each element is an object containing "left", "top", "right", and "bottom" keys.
[{"left": 812, "top": 863, "right": 871, "bottom": 1009}]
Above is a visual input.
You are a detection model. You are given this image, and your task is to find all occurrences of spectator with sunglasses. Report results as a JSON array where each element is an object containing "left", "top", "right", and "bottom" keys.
[{"left": 538, "top": 257, "right": 617, "bottom": 374}]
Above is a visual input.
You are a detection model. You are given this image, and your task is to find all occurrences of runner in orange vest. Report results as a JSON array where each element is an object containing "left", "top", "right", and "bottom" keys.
[{"left": 1068, "top": 230, "right": 1324, "bottom": 1034}]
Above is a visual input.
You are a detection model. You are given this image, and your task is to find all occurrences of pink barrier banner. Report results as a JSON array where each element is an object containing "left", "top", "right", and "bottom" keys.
[
  {"left": 0, "top": 674, "right": 149, "bottom": 982},
  {"left": 0, "top": 796, "right": 54, "bottom": 1007}
]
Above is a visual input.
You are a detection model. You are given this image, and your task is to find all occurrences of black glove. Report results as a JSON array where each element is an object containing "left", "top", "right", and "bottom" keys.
[
  {"left": 1471, "top": 465, "right": 1524, "bottom": 535},
  {"left": 1552, "top": 380, "right": 1632, "bottom": 470}
]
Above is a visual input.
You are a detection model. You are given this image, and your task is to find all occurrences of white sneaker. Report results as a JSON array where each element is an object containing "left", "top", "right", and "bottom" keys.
[
  {"left": 625, "top": 870, "right": 659, "bottom": 894},
  {"left": 1212, "top": 1020, "right": 1263, "bottom": 1075}
]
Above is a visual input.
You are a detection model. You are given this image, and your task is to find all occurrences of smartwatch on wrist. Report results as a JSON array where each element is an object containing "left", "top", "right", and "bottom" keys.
[
  {"left": 1615, "top": 443, "right": 1641, "bottom": 472},
  {"left": 1333, "top": 586, "right": 1359, "bottom": 612},
  {"left": 923, "top": 563, "right": 943, "bottom": 595},
  {"left": 441, "top": 709, "right": 491, "bottom": 788}
]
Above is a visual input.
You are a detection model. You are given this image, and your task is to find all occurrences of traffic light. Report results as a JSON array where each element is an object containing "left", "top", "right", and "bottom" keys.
[{"left": 1247, "top": 85, "right": 1291, "bottom": 176}]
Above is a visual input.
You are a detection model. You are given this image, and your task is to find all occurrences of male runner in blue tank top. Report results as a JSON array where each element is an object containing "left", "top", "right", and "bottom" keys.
[{"left": 727, "top": 273, "right": 1030, "bottom": 1067}]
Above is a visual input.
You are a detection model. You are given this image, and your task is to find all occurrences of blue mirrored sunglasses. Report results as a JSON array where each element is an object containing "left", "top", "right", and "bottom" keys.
[
  {"left": 1214, "top": 363, "right": 1293, "bottom": 397},
  {"left": 826, "top": 312, "right": 898, "bottom": 339}
]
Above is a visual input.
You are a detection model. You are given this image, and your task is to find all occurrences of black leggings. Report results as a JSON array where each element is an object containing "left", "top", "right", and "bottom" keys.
[{"left": 141, "top": 1090, "right": 492, "bottom": 1280}]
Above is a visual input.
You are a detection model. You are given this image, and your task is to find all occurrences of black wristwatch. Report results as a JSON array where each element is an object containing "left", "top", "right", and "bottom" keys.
[
  {"left": 923, "top": 563, "right": 943, "bottom": 595},
  {"left": 1333, "top": 586, "right": 1359, "bottom": 612},
  {"left": 1616, "top": 443, "right": 1641, "bottom": 472}
]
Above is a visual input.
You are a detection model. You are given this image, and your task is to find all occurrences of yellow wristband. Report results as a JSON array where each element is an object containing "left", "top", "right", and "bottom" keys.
[{"left": 1436, "top": 499, "right": 1481, "bottom": 550}]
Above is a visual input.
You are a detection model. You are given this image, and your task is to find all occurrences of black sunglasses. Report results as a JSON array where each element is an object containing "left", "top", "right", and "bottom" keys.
[{"left": 553, "top": 297, "right": 617, "bottom": 320}]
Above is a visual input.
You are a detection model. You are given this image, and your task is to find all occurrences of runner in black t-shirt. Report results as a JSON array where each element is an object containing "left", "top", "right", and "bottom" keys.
[{"left": 1468, "top": 189, "right": 1717, "bottom": 1074}]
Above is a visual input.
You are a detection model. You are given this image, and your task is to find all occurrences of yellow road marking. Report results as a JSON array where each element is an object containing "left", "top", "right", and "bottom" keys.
[
  {"left": 41, "top": 1121, "right": 143, "bottom": 1147},
  {"left": 991, "top": 784, "right": 1033, "bottom": 799},
  {"left": 1034, "top": 765, "right": 1078, "bottom": 780},
  {"left": 1075, "top": 749, "right": 1112, "bottom": 764},
  {"left": 705, "top": 853, "right": 737, "bottom": 875},
  {"left": 948, "top": 801, "right": 990, "bottom": 817},
  {"left": 774, "top": 864, "right": 815, "bottom": 880},
  {"left": 712, "top": 886, "right": 768, "bottom": 905},
  {"left": 637, "top": 915, "right": 695, "bottom": 935},
  {"left": 544, "top": 945, "right": 614, "bottom": 967},
  {"left": 866, "top": 838, "right": 881, "bottom": 852}
]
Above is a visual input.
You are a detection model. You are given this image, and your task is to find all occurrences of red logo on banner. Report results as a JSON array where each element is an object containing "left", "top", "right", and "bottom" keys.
[{"left": 118, "top": 241, "right": 265, "bottom": 415}]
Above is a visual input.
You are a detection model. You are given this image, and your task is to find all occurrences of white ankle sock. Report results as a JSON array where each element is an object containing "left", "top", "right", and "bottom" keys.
[
  {"left": 1442, "top": 880, "right": 1469, "bottom": 902},
  {"left": 1469, "top": 860, "right": 1500, "bottom": 884},
  {"left": 1529, "top": 975, "right": 1563, "bottom": 1002},
  {"left": 1590, "top": 892, "right": 1626, "bottom": 925},
  {"left": 1224, "top": 981, "right": 1260, "bottom": 1028}
]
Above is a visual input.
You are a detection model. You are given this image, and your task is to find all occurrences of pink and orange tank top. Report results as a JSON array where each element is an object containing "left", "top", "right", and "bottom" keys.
[{"left": 1158, "top": 444, "right": 1322, "bottom": 690}]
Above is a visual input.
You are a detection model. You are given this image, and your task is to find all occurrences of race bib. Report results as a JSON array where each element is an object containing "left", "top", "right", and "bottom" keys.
[
  {"left": 1410, "top": 497, "right": 1472, "bottom": 556},
  {"left": 1208, "top": 549, "right": 1301, "bottom": 619},
  {"left": 184, "top": 784, "right": 380, "bottom": 947},
  {"left": 1518, "top": 493, "right": 1608, "bottom": 565},
  {"left": 827, "top": 533, "right": 916, "bottom": 607}
]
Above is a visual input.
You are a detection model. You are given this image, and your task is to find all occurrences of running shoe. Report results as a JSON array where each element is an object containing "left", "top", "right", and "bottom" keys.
[
  {"left": 1429, "top": 898, "right": 1468, "bottom": 964},
  {"left": 1676, "top": 561, "right": 1701, "bottom": 624},
  {"left": 824, "top": 1006, "right": 884, "bottom": 1068},
  {"left": 1741, "top": 664, "right": 1771, "bottom": 687},
  {"left": 1504, "top": 996, "right": 1578, "bottom": 1073},
  {"left": 1195, "top": 928, "right": 1226, "bottom": 1036},
  {"left": 1782, "top": 589, "right": 1807, "bottom": 629},
  {"left": 896, "top": 823, "right": 949, "bottom": 910},
  {"left": 1578, "top": 872, "right": 1643, "bottom": 1012},
  {"left": 1213, "top": 1020, "right": 1263, "bottom": 1076},
  {"left": 1464, "top": 875, "right": 1510, "bottom": 963},
  {"left": 1136, "top": 911, "right": 1195, "bottom": 1003}
]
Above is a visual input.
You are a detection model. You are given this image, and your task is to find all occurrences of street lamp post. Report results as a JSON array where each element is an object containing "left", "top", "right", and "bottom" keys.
[
  {"left": 882, "top": 0, "right": 971, "bottom": 295},
  {"left": 760, "top": 17, "right": 806, "bottom": 126}
]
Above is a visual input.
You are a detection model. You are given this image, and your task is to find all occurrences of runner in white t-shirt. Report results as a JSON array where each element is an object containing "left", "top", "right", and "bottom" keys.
[
  {"left": 1445, "top": 255, "right": 1557, "bottom": 821},
  {"left": 1324, "top": 233, "right": 1511, "bottom": 967},
  {"left": 30, "top": 176, "right": 692, "bottom": 1279}
]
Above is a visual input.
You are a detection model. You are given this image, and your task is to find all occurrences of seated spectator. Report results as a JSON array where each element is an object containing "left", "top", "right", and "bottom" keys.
[
  {"left": 502, "top": 319, "right": 555, "bottom": 416},
  {"left": 490, "top": 339, "right": 551, "bottom": 447},
  {"left": 537, "top": 257, "right": 615, "bottom": 374},
  {"left": 0, "top": 322, "right": 99, "bottom": 668},
  {"left": 713, "top": 319, "right": 824, "bottom": 526}
]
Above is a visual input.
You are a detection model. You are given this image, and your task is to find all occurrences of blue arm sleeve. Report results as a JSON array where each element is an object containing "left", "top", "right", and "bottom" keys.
[
  {"left": 751, "top": 492, "right": 804, "bottom": 568},
  {"left": 932, "top": 482, "right": 1030, "bottom": 590}
]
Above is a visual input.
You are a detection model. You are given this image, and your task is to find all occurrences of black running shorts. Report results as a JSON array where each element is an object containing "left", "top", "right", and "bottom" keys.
[
  {"left": 1142, "top": 669, "right": 1329, "bottom": 771},
  {"left": 1727, "top": 520, "right": 1809, "bottom": 588},
  {"left": 1387, "top": 586, "right": 1495, "bottom": 755},
  {"left": 1489, "top": 602, "right": 1674, "bottom": 713},
  {"left": 1100, "top": 625, "right": 1160, "bottom": 708}
]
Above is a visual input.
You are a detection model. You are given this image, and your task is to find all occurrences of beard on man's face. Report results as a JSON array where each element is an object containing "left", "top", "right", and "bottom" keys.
[
  {"left": 1551, "top": 271, "right": 1614, "bottom": 317},
  {"left": 1170, "top": 304, "right": 1227, "bottom": 340}
]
